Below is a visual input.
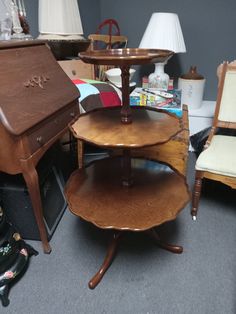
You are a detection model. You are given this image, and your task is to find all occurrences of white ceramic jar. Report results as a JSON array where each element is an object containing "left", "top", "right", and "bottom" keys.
[{"left": 178, "top": 66, "right": 205, "bottom": 110}]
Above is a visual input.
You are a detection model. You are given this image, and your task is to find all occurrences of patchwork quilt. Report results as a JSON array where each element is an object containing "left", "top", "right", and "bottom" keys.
[{"left": 72, "top": 79, "right": 121, "bottom": 112}]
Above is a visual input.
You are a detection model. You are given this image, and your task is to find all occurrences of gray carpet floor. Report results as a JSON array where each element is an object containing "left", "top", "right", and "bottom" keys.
[{"left": 2, "top": 153, "right": 236, "bottom": 314}]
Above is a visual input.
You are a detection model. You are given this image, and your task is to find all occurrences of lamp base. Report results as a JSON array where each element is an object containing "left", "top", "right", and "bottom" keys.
[{"left": 148, "top": 62, "right": 169, "bottom": 90}]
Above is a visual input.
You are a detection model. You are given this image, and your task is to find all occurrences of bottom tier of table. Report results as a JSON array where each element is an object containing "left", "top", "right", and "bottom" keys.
[{"left": 65, "top": 157, "right": 190, "bottom": 231}]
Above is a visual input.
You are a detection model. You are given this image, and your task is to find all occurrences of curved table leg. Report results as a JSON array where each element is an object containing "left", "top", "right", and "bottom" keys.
[
  {"left": 147, "top": 228, "right": 183, "bottom": 254},
  {"left": 21, "top": 160, "right": 51, "bottom": 254},
  {"left": 88, "top": 231, "right": 122, "bottom": 289}
]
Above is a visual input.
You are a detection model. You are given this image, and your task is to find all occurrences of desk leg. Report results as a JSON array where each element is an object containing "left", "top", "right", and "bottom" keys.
[{"left": 21, "top": 161, "right": 51, "bottom": 254}]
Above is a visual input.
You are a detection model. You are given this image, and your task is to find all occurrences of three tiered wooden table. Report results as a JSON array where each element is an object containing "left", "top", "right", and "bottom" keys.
[{"left": 65, "top": 49, "right": 190, "bottom": 288}]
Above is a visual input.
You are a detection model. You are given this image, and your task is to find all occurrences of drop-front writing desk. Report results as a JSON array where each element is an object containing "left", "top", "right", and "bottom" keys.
[{"left": 0, "top": 41, "right": 80, "bottom": 253}]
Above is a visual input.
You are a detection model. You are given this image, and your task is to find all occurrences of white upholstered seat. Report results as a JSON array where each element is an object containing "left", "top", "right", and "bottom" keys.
[{"left": 196, "top": 135, "right": 236, "bottom": 177}]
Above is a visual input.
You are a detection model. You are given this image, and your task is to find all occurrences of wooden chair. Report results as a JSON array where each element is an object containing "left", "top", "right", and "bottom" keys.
[
  {"left": 88, "top": 34, "right": 128, "bottom": 50},
  {"left": 90, "top": 18, "right": 127, "bottom": 50},
  {"left": 191, "top": 60, "right": 236, "bottom": 220},
  {"left": 88, "top": 34, "right": 128, "bottom": 81}
]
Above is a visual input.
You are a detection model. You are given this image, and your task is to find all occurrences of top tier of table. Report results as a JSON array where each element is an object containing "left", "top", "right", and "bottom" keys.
[{"left": 79, "top": 48, "right": 173, "bottom": 66}]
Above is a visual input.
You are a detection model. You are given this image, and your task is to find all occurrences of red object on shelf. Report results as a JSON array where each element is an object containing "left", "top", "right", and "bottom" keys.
[{"left": 96, "top": 19, "right": 120, "bottom": 36}]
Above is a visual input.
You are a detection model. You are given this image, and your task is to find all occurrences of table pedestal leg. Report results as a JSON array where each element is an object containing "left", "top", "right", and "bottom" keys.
[
  {"left": 120, "top": 65, "right": 132, "bottom": 124},
  {"left": 146, "top": 228, "right": 183, "bottom": 254},
  {"left": 89, "top": 227, "right": 182, "bottom": 289},
  {"left": 88, "top": 231, "right": 122, "bottom": 289},
  {"left": 122, "top": 149, "right": 133, "bottom": 187}
]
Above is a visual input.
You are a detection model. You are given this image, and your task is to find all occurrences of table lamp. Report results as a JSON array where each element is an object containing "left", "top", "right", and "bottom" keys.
[{"left": 139, "top": 12, "right": 186, "bottom": 90}]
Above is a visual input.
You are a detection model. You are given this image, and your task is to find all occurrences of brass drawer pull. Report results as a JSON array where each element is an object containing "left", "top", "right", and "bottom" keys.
[{"left": 36, "top": 136, "right": 43, "bottom": 144}]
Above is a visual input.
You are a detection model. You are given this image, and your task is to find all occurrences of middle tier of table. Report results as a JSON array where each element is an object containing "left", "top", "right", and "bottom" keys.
[{"left": 70, "top": 107, "right": 182, "bottom": 149}]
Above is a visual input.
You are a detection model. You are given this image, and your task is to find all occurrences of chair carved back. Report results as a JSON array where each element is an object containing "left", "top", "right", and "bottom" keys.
[
  {"left": 215, "top": 61, "right": 236, "bottom": 128},
  {"left": 88, "top": 34, "right": 128, "bottom": 51},
  {"left": 205, "top": 61, "right": 236, "bottom": 148}
]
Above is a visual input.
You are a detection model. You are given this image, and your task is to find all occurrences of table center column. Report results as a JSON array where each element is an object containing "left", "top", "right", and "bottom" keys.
[{"left": 120, "top": 65, "right": 132, "bottom": 124}]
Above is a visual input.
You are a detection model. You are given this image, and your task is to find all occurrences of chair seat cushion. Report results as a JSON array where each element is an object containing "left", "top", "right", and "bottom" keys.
[{"left": 196, "top": 135, "right": 236, "bottom": 177}]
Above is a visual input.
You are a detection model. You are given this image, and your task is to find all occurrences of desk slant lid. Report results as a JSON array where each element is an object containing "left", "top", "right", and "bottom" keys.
[{"left": 0, "top": 41, "right": 80, "bottom": 135}]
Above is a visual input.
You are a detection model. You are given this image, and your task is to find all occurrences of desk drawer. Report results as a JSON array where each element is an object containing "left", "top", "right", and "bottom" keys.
[{"left": 27, "top": 104, "right": 79, "bottom": 154}]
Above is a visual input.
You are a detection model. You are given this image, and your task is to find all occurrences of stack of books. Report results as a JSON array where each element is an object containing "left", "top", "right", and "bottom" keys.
[{"left": 130, "top": 88, "right": 182, "bottom": 117}]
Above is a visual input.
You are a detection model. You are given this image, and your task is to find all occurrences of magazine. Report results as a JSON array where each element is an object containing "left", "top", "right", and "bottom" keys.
[{"left": 130, "top": 88, "right": 182, "bottom": 117}]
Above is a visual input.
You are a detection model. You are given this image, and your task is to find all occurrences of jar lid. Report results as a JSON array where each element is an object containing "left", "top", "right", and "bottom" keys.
[{"left": 180, "top": 66, "right": 204, "bottom": 80}]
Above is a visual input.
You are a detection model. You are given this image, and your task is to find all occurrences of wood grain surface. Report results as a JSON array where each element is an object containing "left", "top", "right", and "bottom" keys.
[
  {"left": 79, "top": 48, "right": 173, "bottom": 66},
  {"left": 65, "top": 157, "right": 190, "bottom": 230},
  {"left": 71, "top": 107, "right": 182, "bottom": 148}
]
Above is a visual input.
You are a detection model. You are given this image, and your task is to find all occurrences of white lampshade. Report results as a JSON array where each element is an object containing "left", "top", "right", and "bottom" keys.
[
  {"left": 139, "top": 12, "right": 186, "bottom": 53},
  {"left": 38, "top": 0, "right": 84, "bottom": 40}
]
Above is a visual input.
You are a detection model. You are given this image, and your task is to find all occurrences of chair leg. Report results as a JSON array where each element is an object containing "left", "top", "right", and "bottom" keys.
[{"left": 191, "top": 171, "right": 203, "bottom": 220}]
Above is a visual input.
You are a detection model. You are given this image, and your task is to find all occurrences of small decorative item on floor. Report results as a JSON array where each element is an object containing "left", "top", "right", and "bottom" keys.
[
  {"left": 178, "top": 66, "right": 205, "bottom": 110},
  {"left": 0, "top": 206, "right": 38, "bottom": 307}
]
